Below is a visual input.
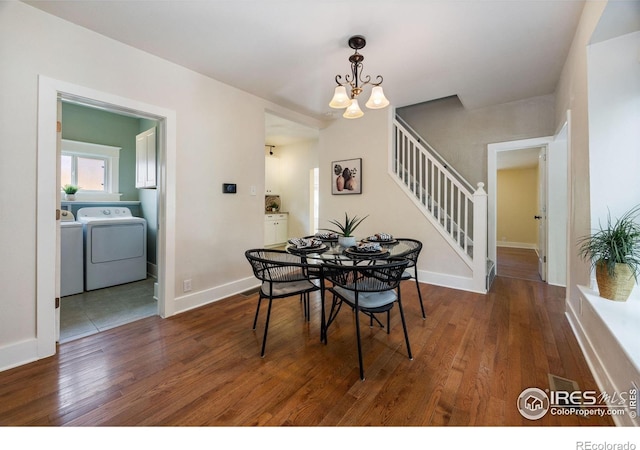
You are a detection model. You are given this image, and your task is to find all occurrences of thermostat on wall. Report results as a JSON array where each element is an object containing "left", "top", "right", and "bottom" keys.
[{"left": 222, "top": 183, "right": 237, "bottom": 194}]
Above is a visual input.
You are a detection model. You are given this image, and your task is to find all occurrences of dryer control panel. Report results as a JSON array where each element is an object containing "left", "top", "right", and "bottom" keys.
[{"left": 77, "top": 207, "right": 133, "bottom": 218}]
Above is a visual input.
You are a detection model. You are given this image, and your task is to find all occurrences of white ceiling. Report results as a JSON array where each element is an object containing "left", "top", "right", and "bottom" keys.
[
  {"left": 24, "top": 0, "right": 587, "bottom": 125},
  {"left": 264, "top": 113, "right": 319, "bottom": 147}
]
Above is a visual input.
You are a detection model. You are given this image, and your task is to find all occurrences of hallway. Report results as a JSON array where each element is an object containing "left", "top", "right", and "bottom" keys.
[{"left": 496, "top": 247, "right": 542, "bottom": 282}]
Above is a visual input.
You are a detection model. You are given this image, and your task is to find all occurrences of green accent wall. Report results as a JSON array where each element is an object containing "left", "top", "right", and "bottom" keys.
[{"left": 61, "top": 102, "right": 140, "bottom": 201}]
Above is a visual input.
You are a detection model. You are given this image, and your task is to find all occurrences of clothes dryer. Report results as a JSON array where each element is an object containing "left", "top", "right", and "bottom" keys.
[{"left": 77, "top": 207, "right": 147, "bottom": 291}]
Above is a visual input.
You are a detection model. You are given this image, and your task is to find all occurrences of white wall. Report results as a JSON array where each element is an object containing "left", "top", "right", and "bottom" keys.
[
  {"left": 277, "top": 140, "right": 319, "bottom": 238},
  {"left": 0, "top": 2, "right": 323, "bottom": 370},
  {"left": 588, "top": 31, "right": 640, "bottom": 225},
  {"left": 555, "top": 0, "right": 608, "bottom": 305}
]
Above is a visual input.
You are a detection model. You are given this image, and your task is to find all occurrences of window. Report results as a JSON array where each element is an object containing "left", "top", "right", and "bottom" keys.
[
  {"left": 61, "top": 139, "right": 121, "bottom": 200},
  {"left": 61, "top": 154, "right": 108, "bottom": 191}
]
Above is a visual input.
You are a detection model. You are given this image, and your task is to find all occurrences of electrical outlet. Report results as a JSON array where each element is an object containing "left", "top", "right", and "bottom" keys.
[
  {"left": 250, "top": 185, "right": 257, "bottom": 196},
  {"left": 183, "top": 279, "right": 192, "bottom": 292}
]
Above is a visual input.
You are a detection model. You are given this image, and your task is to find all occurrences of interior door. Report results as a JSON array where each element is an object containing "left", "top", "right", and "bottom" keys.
[
  {"left": 536, "top": 147, "right": 547, "bottom": 282},
  {"left": 55, "top": 96, "right": 62, "bottom": 341}
]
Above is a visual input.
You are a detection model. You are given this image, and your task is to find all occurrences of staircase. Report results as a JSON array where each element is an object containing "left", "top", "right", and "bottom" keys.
[{"left": 391, "top": 116, "right": 493, "bottom": 293}]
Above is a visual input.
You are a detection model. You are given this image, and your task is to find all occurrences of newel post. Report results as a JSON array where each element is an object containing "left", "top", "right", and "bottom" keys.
[{"left": 473, "top": 182, "right": 488, "bottom": 293}]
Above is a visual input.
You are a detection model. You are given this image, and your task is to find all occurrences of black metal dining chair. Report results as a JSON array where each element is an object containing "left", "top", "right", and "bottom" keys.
[
  {"left": 395, "top": 238, "right": 426, "bottom": 319},
  {"left": 245, "top": 249, "right": 321, "bottom": 357},
  {"left": 321, "top": 257, "right": 411, "bottom": 380}
]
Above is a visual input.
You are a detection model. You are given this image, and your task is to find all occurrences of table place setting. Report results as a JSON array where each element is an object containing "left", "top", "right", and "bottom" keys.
[
  {"left": 287, "top": 237, "right": 327, "bottom": 254},
  {"left": 313, "top": 231, "right": 340, "bottom": 241},
  {"left": 344, "top": 241, "right": 390, "bottom": 258},
  {"left": 362, "top": 232, "right": 397, "bottom": 245}
]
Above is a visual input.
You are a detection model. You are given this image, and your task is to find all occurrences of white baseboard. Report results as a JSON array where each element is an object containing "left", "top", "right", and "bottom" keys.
[
  {"left": 173, "top": 276, "right": 259, "bottom": 314},
  {"left": 418, "top": 269, "right": 485, "bottom": 294},
  {"left": 0, "top": 338, "right": 40, "bottom": 373},
  {"left": 497, "top": 241, "right": 537, "bottom": 249}
]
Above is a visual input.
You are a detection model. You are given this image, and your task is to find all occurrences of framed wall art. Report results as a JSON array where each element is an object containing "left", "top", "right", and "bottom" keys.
[{"left": 331, "top": 158, "right": 362, "bottom": 195}]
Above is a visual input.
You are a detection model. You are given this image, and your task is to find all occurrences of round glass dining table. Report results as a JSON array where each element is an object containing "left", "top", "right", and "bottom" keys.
[{"left": 285, "top": 237, "right": 412, "bottom": 263}]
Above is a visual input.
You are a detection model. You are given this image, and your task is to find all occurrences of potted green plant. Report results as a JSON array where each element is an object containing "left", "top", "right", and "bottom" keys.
[
  {"left": 62, "top": 184, "right": 79, "bottom": 201},
  {"left": 323, "top": 213, "right": 368, "bottom": 247},
  {"left": 578, "top": 204, "right": 640, "bottom": 301},
  {"left": 268, "top": 201, "right": 279, "bottom": 212}
]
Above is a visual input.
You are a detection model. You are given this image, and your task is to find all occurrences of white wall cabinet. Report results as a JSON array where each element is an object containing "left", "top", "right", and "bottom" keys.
[
  {"left": 265, "top": 155, "right": 280, "bottom": 194},
  {"left": 136, "top": 127, "right": 156, "bottom": 188},
  {"left": 264, "top": 214, "right": 288, "bottom": 246}
]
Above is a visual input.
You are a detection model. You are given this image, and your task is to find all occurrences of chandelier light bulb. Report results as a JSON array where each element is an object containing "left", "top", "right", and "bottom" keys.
[{"left": 343, "top": 99, "right": 364, "bottom": 119}]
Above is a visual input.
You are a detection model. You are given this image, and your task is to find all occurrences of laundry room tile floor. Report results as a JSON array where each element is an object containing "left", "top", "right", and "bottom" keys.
[{"left": 60, "top": 278, "right": 157, "bottom": 343}]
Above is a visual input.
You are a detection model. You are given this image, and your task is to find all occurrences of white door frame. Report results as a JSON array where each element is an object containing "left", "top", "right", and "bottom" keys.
[
  {"left": 37, "top": 76, "right": 177, "bottom": 358},
  {"left": 487, "top": 136, "right": 553, "bottom": 274}
]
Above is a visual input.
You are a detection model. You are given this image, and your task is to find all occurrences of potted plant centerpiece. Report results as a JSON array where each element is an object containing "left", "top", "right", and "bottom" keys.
[
  {"left": 323, "top": 213, "right": 368, "bottom": 248},
  {"left": 578, "top": 205, "right": 640, "bottom": 301},
  {"left": 62, "top": 184, "right": 79, "bottom": 201}
]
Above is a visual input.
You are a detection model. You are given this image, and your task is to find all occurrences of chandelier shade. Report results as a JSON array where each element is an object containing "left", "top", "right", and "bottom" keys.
[
  {"left": 329, "top": 86, "right": 351, "bottom": 108},
  {"left": 329, "top": 35, "right": 389, "bottom": 119},
  {"left": 343, "top": 99, "right": 364, "bottom": 119},
  {"left": 365, "top": 86, "right": 389, "bottom": 109}
]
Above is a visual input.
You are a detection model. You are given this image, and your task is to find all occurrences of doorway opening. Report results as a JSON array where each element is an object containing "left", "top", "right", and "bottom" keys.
[
  {"left": 495, "top": 145, "right": 545, "bottom": 282},
  {"left": 488, "top": 132, "right": 568, "bottom": 286},
  {"left": 37, "top": 76, "right": 177, "bottom": 358},
  {"left": 59, "top": 102, "right": 160, "bottom": 343}
]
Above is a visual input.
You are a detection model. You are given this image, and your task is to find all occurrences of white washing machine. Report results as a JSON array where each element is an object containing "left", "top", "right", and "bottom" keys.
[
  {"left": 77, "top": 207, "right": 147, "bottom": 291},
  {"left": 60, "top": 210, "right": 84, "bottom": 297}
]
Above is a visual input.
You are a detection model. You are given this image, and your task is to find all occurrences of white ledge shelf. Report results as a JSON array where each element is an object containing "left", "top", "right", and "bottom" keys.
[{"left": 578, "top": 284, "right": 640, "bottom": 371}]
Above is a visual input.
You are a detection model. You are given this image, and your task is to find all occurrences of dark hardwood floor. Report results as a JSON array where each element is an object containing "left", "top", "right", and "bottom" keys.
[
  {"left": 497, "top": 246, "right": 542, "bottom": 282},
  {"left": 0, "top": 273, "right": 612, "bottom": 427}
]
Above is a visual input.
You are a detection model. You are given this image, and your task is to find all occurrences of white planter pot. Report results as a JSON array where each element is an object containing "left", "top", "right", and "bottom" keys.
[
  {"left": 338, "top": 236, "right": 357, "bottom": 248},
  {"left": 64, "top": 193, "right": 76, "bottom": 201}
]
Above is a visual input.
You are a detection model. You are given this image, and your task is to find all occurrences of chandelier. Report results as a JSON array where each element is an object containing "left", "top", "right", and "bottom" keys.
[{"left": 329, "top": 35, "right": 389, "bottom": 119}]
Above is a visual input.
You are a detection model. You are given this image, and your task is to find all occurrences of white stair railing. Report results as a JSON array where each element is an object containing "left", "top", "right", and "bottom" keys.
[{"left": 391, "top": 116, "right": 489, "bottom": 292}]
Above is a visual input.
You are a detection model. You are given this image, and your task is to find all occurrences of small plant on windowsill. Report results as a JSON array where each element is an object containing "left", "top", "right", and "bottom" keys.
[
  {"left": 62, "top": 184, "right": 79, "bottom": 201},
  {"left": 322, "top": 213, "right": 368, "bottom": 247},
  {"left": 578, "top": 204, "right": 640, "bottom": 301}
]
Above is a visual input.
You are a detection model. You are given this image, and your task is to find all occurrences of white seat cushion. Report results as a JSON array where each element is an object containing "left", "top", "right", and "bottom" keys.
[
  {"left": 262, "top": 280, "right": 316, "bottom": 297},
  {"left": 333, "top": 286, "right": 397, "bottom": 309}
]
